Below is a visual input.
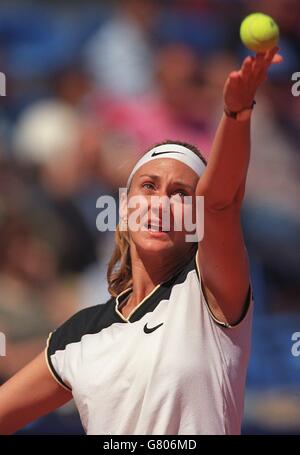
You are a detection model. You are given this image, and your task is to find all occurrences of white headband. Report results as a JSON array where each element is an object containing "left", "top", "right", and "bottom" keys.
[{"left": 127, "top": 144, "right": 206, "bottom": 188}]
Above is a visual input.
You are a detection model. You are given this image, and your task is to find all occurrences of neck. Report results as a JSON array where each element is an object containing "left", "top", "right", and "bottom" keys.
[{"left": 128, "top": 244, "right": 189, "bottom": 306}]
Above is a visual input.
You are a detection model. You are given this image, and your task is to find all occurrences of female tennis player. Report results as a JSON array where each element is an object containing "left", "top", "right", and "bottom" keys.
[{"left": 0, "top": 47, "right": 282, "bottom": 435}]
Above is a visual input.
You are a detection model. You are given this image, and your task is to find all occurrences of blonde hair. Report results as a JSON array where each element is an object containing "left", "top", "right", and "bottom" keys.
[
  {"left": 107, "top": 223, "right": 132, "bottom": 298},
  {"left": 107, "top": 140, "right": 206, "bottom": 297}
]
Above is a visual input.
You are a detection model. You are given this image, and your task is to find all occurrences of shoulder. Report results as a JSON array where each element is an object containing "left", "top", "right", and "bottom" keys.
[
  {"left": 46, "top": 296, "right": 119, "bottom": 390},
  {"left": 47, "top": 297, "right": 116, "bottom": 355}
]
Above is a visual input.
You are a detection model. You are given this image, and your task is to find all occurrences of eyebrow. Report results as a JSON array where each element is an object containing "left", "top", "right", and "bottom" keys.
[{"left": 138, "top": 174, "right": 194, "bottom": 191}]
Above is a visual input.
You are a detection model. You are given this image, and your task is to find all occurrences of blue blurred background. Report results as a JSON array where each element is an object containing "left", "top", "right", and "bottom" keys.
[{"left": 0, "top": 0, "right": 300, "bottom": 435}]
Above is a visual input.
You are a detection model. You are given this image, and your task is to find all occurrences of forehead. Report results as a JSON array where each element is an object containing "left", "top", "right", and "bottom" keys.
[{"left": 134, "top": 158, "right": 199, "bottom": 182}]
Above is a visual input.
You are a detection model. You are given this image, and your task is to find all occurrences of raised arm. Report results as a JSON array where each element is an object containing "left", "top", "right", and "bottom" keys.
[
  {"left": 0, "top": 351, "right": 72, "bottom": 435},
  {"left": 196, "top": 47, "right": 282, "bottom": 326}
]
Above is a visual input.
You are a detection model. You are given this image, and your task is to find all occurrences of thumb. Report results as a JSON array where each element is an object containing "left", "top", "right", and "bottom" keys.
[{"left": 272, "top": 54, "right": 284, "bottom": 65}]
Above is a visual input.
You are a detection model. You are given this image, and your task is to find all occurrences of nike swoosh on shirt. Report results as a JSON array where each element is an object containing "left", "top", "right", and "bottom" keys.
[{"left": 143, "top": 322, "right": 164, "bottom": 334}]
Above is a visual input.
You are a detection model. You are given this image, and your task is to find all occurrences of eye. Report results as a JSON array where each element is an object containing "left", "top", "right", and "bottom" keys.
[
  {"left": 142, "top": 182, "right": 155, "bottom": 191},
  {"left": 172, "top": 190, "right": 188, "bottom": 199}
]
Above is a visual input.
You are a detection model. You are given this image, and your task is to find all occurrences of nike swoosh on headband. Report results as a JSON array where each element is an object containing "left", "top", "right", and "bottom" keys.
[{"left": 151, "top": 151, "right": 185, "bottom": 157}]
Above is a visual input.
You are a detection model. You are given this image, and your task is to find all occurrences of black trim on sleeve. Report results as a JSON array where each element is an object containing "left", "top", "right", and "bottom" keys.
[
  {"left": 195, "top": 250, "right": 253, "bottom": 329},
  {"left": 46, "top": 333, "right": 72, "bottom": 391}
]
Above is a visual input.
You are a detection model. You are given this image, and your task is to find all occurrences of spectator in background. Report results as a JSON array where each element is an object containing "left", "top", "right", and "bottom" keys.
[
  {"left": 12, "top": 99, "right": 113, "bottom": 307},
  {"left": 51, "top": 64, "right": 92, "bottom": 109},
  {"left": 84, "top": 0, "right": 161, "bottom": 99},
  {"left": 13, "top": 100, "right": 92, "bottom": 198},
  {"left": 13, "top": 99, "right": 100, "bottom": 239},
  {"left": 0, "top": 162, "right": 79, "bottom": 383}
]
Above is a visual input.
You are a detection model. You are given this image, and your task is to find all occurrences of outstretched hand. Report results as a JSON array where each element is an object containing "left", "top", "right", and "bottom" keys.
[{"left": 223, "top": 46, "right": 283, "bottom": 113}]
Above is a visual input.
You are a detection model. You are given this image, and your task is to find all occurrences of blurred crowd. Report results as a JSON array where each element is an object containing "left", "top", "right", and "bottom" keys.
[{"left": 0, "top": 0, "right": 300, "bottom": 434}]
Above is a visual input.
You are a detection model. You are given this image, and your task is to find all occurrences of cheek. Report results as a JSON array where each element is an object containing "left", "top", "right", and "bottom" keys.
[
  {"left": 127, "top": 202, "right": 149, "bottom": 229},
  {"left": 171, "top": 201, "right": 195, "bottom": 230}
]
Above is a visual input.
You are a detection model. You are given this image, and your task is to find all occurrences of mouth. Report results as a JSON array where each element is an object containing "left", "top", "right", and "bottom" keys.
[{"left": 145, "top": 223, "right": 170, "bottom": 233}]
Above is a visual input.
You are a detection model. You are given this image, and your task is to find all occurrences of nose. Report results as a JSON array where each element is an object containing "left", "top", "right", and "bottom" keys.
[
  {"left": 150, "top": 194, "right": 170, "bottom": 215},
  {"left": 147, "top": 195, "right": 171, "bottom": 230}
]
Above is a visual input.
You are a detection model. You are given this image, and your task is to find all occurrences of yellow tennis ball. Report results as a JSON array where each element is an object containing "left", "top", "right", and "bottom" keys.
[{"left": 240, "top": 13, "right": 280, "bottom": 53}]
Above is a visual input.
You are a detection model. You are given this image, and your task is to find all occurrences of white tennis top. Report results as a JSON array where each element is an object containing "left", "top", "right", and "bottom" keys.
[{"left": 46, "top": 253, "right": 253, "bottom": 435}]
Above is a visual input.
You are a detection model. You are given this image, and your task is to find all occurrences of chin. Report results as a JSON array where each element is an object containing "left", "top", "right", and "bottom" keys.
[
  {"left": 131, "top": 230, "right": 187, "bottom": 256},
  {"left": 143, "top": 240, "right": 175, "bottom": 255}
]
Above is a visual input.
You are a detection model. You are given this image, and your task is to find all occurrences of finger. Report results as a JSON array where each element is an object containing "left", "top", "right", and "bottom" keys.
[
  {"left": 257, "top": 70, "right": 268, "bottom": 85},
  {"left": 263, "top": 46, "right": 280, "bottom": 68},
  {"left": 253, "top": 47, "right": 279, "bottom": 81},
  {"left": 265, "top": 46, "right": 280, "bottom": 64},
  {"left": 256, "top": 49, "right": 283, "bottom": 81},
  {"left": 228, "top": 70, "right": 242, "bottom": 82},
  {"left": 241, "top": 56, "right": 253, "bottom": 82},
  {"left": 253, "top": 53, "right": 265, "bottom": 77},
  {"left": 226, "top": 71, "right": 242, "bottom": 93}
]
